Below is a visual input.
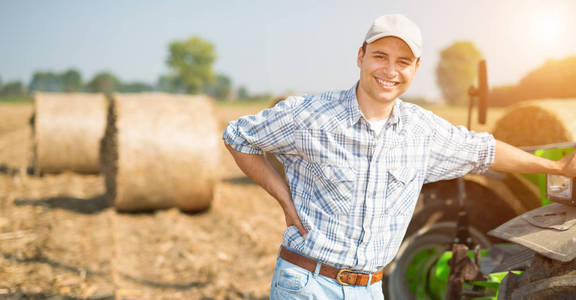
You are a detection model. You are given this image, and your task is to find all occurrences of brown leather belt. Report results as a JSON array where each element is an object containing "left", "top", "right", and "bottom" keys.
[{"left": 278, "top": 247, "right": 384, "bottom": 286}]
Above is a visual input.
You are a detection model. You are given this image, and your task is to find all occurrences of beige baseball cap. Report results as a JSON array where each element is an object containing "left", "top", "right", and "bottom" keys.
[{"left": 364, "top": 14, "right": 422, "bottom": 58}]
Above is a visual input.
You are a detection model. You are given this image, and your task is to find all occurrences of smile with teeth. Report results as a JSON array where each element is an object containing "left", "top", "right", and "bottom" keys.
[{"left": 376, "top": 78, "right": 399, "bottom": 88}]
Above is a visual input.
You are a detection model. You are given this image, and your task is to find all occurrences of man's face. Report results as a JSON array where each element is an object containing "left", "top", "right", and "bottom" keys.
[{"left": 357, "top": 36, "right": 419, "bottom": 105}]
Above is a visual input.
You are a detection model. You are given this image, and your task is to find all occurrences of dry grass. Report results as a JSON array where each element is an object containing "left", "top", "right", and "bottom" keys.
[
  {"left": 0, "top": 100, "right": 278, "bottom": 299},
  {"left": 422, "top": 104, "right": 506, "bottom": 133}
]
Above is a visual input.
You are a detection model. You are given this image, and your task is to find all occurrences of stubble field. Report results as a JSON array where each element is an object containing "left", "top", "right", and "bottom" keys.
[{"left": 0, "top": 100, "right": 503, "bottom": 299}]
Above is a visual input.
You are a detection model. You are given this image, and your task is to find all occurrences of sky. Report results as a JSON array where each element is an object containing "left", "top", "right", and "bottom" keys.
[{"left": 1, "top": 0, "right": 575, "bottom": 100}]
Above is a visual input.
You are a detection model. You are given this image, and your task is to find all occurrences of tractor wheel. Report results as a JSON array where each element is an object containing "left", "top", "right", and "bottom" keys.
[
  {"left": 385, "top": 222, "right": 491, "bottom": 300},
  {"left": 382, "top": 179, "right": 520, "bottom": 299}
]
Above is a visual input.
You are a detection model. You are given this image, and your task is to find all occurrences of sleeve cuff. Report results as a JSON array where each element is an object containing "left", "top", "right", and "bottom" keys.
[
  {"left": 472, "top": 133, "right": 496, "bottom": 174},
  {"left": 222, "top": 122, "right": 264, "bottom": 155}
]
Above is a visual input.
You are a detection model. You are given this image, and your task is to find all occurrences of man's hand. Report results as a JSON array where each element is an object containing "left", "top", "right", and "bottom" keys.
[
  {"left": 560, "top": 152, "right": 576, "bottom": 178},
  {"left": 284, "top": 204, "right": 308, "bottom": 238}
]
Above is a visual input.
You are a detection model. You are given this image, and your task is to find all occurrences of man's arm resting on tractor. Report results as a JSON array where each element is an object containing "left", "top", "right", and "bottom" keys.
[
  {"left": 224, "top": 143, "right": 308, "bottom": 237},
  {"left": 490, "top": 140, "right": 576, "bottom": 177}
]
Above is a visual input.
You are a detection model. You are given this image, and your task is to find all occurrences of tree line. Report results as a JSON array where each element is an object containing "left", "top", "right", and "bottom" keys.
[
  {"left": 436, "top": 41, "right": 576, "bottom": 107},
  {"left": 488, "top": 56, "right": 576, "bottom": 106},
  {"left": 0, "top": 70, "right": 155, "bottom": 96},
  {"left": 3, "top": 36, "right": 574, "bottom": 105},
  {"left": 0, "top": 36, "right": 256, "bottom": 101}
]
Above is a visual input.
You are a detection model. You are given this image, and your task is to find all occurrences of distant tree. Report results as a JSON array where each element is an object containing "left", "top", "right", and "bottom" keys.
[
  {"left": 205, "top": 74, "right": 232, "bottom": 100},
  {"left": 238, "top": 86, "right": 249, "bottom": 100},
  {"left": 0, "top": 75, "right": 3, "bottom": 90},
  {"left": 156, "top": 74, "right": 186, "bottom": 93},
  {"left": 436, "top": 41, "right": 483, "bottom": 105},
  {"left": 1, "top": 81, "right": 26, "bottom": 97},
  {"left": 117, "top": 81, "right": 154, "bottom": 93},
  {"left": 29, "top": 71, "right": 63, "bottom": 92},
  {"left": 166, "top": 36, "right": 216, "bottom": 94},
  {"left": 87, "top": 72, "right": 119, "bottom": 94},
  {"left": 60, "top": 69, "right": 83, "bottom": 92}
]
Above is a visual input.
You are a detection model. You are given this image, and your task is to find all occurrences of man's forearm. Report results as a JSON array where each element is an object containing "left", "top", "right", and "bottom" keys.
[
  {"left": 490, "top": 140, "right": 564, "bottom": 175},
  {"left": 225, "top": 144, "right": 291, "bottom": 205},
  {"left": 224, "top": 143, "right": 308, "bottom": 235}
]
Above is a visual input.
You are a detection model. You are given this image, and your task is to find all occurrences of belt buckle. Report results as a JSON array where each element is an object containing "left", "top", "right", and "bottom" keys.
[{"left": 336, "top": 268, "right": 353, "bottom": 286}]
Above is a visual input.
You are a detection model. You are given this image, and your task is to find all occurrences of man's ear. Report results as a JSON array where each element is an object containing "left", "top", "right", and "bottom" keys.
[{"left": 357, "top": 47, "right": 364, "bottom": 68}]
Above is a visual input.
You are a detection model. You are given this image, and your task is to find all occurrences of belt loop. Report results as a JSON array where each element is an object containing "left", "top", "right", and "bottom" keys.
[
  {"left": 313, "top": 261, "right": 322, "bottom": 278},
  {"left": 366, "top": 273, "right": 373, "bottom": 287}
]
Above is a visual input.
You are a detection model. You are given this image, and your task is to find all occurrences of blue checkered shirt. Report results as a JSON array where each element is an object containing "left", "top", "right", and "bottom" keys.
[{"left": 222, "top": 84, "right": 495, "bottom": 272}]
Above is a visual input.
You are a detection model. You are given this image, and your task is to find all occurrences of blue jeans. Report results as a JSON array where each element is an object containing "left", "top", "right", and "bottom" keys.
[{"left": 269, "top": 256, "right": 384, "bottom": 300}]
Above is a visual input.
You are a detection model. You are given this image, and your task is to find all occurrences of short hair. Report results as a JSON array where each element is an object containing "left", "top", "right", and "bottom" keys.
[{"left": 360, "top": 41, "right": 421, "bottom": 63}]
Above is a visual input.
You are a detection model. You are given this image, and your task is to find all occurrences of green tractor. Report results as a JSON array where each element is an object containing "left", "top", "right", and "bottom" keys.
[{"left": 384, "top": 61, "right": 576, "bottom": 299}]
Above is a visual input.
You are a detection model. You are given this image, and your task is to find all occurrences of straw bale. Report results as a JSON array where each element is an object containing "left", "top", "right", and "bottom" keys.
[
  {"left": 102, "top": 93, "right": 220, "bottom": 212},
  {"left": 33, "top": 92, "right": 107, "bottom": 174},
  {"left": 492, "top": 99, "right": 576, "bottom": 147}
]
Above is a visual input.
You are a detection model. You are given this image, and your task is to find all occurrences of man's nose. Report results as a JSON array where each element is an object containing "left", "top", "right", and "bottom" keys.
[{"left": 382, "top": 62, "right": 398, "bottom": 78}]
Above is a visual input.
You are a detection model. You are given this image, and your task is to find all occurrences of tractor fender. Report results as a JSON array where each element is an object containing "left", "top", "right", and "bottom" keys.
[{"left": 463, "top": 173, "right": 538, "bottom": 216}]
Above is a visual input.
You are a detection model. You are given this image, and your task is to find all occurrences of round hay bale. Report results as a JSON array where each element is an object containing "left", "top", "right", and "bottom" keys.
[
  {"left": 492, "top": 99, "right": 576, "bottom": 147},
  {"left": 102, "top": 93, "right": 220, "bottom": 212},
  {"left": 33, "top": 92, "right": 107, "bottom": 174}
]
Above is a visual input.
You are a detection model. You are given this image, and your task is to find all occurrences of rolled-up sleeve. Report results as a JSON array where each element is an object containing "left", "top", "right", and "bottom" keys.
[
  {"left": 424, "top": 112, "right": 496, "bottom": 183},
  {"left": 222, "top": 96, "right": 300, "bottom": 155}
]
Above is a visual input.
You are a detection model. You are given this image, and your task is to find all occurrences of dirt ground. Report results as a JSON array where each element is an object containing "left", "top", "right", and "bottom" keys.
[{"left": 0, "top": 101, "right": 504, "bottom": 300}]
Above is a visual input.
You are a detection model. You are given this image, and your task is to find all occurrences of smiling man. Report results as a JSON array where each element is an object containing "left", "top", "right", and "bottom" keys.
[
  {"left": 222, "top": 14, "right": 576, "bottom": 300},
  {"left": 357, "top": 36, "right": 419, "bottom": 122}
]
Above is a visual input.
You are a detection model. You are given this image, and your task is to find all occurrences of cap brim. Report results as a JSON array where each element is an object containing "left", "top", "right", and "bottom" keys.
[{"left": 365, "top": 33, "right": 421, "bottom": 58}]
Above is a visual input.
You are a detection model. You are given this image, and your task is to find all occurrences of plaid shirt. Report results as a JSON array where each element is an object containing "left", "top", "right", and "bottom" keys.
[{"left": 223, "top": 84, "right": 495, "bottom": 272}]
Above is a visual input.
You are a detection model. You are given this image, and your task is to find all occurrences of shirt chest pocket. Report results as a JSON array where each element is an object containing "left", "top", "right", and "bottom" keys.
[
  {"left": 385, "top": 168, "right": 420, "bottom": 216},
  {"left": 294, "top": 129, "right": 359, "bottom": 166},
  {"left": 308, "top": 162, "right": 356, "bottom": 216}
]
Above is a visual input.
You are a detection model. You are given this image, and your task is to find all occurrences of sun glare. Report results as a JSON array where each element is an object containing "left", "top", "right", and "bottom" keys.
[{"left": 530, "top": 12, "right": 565, "bottom": 45}]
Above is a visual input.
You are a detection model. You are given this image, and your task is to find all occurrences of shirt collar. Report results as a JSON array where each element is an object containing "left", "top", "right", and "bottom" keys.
[
  {"left": 344, "top": 84, "right": 363, "bottom": 127},
  {"left": 344, "top": 82, "right": 403, "bottom": 131}
]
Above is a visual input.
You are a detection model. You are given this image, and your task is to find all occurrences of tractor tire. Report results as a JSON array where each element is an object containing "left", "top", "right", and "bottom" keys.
[
  {"left": 382, "top": 180, "right": 518, "bottom": 299},
  {"left": 384, "top": 222, "right": 491, "bottom": 300}
]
